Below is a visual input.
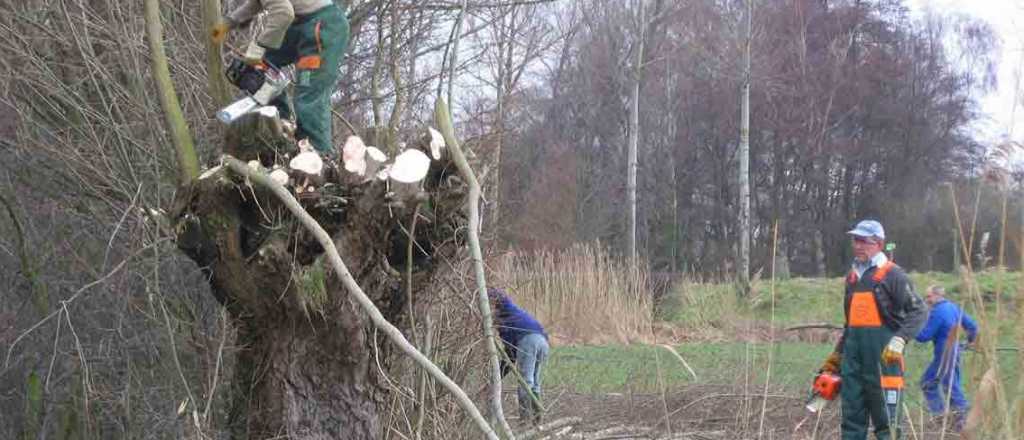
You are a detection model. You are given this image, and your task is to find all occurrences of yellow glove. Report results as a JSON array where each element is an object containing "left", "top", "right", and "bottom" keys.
[
  {"left": 820, "top": 352, "right": 841, "bottom": 374},
  {"left": 211, "top": 21, "right": 230, "bottom": 44},
  {"left": 881, "top": 336, "right": 905, "bottom": 366},
  {"left": 243, "top": 40, "right": 266, "bottom": 66}
]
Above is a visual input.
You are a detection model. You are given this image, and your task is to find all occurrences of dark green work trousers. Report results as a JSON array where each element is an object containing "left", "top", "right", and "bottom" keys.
[
  {"left": 841, "top": 326, "right": 905, "bottom": 440},
  {"left": 264, "top": 4, "right": 349, "bottom": 155}
]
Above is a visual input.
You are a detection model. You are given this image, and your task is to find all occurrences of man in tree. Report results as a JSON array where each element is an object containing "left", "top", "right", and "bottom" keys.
[
  {"left": 819, "top": 220, "right": 928, "bottom": 439},
  {"left": 212, "top": 0, "right": 349, "bottom": 157},
  {"left": 489, "top": 288, "right": 549, "bottom": 425},
  {"left": 915, "top": 285, "right": 978, "bottom": 430}
]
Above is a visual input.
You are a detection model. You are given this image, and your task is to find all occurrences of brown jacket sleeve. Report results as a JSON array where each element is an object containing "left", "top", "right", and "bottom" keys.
[{"left": 227, "top": 0, "right": 295, "bottom": 50}]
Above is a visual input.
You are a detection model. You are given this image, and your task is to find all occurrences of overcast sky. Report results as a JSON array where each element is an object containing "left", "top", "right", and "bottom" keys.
[{"left": 904, "top": 0, "right": 1024, "bottom": 145}]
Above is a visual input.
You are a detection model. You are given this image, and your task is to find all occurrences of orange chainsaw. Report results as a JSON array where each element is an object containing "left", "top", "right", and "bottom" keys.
[{"left": 805, "top": 372, "right": 841, "bottom": 413}]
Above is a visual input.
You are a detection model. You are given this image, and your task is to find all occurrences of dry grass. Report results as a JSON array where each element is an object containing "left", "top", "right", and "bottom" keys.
[
  {"left": 490, "top": 243, "right": 654, "bottom": 345},
  {"left": 947, "top": 174, "right": 1022, "bottom": 439}
]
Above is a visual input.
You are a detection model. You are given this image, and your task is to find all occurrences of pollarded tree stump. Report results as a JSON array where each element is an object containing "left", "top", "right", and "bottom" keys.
[{"left": 171, "top": 110, "right": 466, "bottom": 439}]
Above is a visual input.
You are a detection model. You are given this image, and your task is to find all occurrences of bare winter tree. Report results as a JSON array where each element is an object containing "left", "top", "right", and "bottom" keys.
[
  {"left": 147, "top": 4, "right": 502, "bottom": 439},
  {"left": 626, "top": 0, "right": 646, "bottom": 261},
  {"left": 737, "top": 0, "right": 752, "bottom": 296}
]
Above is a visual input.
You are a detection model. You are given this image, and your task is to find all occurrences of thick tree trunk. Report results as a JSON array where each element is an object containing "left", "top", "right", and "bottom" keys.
[
  {"left": 177, "top": 172, "right": 384, "bottom": 439},
  {"left": 228, "top": 311, "right": 377, "bottom": 439},
  {"left": 172, "top": 113, "right": 467, "bottom": 439}
]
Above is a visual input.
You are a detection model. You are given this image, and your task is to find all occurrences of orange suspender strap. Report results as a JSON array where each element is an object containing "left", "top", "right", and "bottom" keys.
[
  {"left": 872, "top": 261, "right": 894, "bottom": 282},
  {"left": 880, "top": 375, "right": 904, "bottom": 389}
]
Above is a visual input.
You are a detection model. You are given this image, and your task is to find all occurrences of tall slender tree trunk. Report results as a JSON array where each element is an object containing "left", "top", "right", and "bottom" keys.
[
  {"left": 814, "top": 229, "right": 827, "bottom": 276},
  {"left": 737, "top": 0, "right": 752, "bottom": 296},
  {"left": 670, "top": 140, "right": 679, "bottom": 274},
  {"left": 627, "top": 0, "right": 646, "bottom": 261},
  {"left": 494, "top": 17, "right": 507, "bottom": 231}
]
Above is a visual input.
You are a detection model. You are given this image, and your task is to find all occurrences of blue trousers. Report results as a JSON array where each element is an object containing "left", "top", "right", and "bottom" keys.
[
  {"left": 516, "top": 333, "right": 549, "bottom": 420},
  {"left": 920, "top": 346, "right": 969, "bottom": 414}
]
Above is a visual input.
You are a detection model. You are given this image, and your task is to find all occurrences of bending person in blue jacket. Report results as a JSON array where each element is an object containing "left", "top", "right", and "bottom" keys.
[
  {"left": 915, "top": 285, "right": 978, "bottom": 430},
  {"left": 489, "top": 288, "right": 549, "bottom": 424}
]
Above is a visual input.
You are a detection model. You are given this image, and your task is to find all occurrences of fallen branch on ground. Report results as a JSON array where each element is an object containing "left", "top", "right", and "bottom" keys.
[
  {"left": 784, "top": 323, "right": 842, "bottom": 331},
  {"left": 519, "top": 416, "right": 582, "bottom": 440}
]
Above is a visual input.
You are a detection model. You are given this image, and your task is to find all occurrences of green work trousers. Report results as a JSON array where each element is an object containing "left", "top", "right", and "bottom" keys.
[
  {"left": 841, "top": 326, "right": 905, "bottom": 440},
  {"left": 264, "top": 4, "right": 349, "bottom": 155}
]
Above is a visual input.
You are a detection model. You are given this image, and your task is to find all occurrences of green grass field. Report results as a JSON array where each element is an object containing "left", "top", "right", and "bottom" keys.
[
  {"left": 546, "top": 343, "right": 1017, "bottom": 409},
  {"left": 667, "top": 270, "right": 1022, "bottom": 345}
]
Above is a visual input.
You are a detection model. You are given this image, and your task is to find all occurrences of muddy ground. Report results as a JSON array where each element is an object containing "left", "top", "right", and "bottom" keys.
[{"left": 506, "top": 384, "right": 963, "bottom": 439}]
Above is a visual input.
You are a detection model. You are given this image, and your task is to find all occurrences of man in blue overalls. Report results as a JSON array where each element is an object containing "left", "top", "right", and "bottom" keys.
[
  {"left": 489, "top": 288, "right": 549, "bottom": 425},
  {"left": 915, "top": 285, "right": 978, "bottom": 430}
]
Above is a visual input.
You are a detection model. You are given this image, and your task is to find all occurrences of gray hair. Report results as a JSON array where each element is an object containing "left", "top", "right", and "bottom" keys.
[{"left": 927, "top": 285, "right": 945, "bottom": 296}]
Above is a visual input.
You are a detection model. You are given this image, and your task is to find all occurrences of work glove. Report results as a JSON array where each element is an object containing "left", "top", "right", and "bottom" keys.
[
  {"left": 243, "top": 40, "right": 266, "bottom": 66},
  {"left": 964, "top": 335, "right": 979, "bottom": 352},
  {"left": 210, "top": 20, "right": 230, "bottom": 44},
  {"left": 820, "top": 352, "right": 841, "bottom": 374},
  {"left": 881, "top": 336, "right": 906, "bottom": 366}
]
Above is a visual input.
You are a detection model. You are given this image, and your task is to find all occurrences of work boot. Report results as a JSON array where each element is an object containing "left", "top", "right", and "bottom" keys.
[{"left": 952, "top": 410, "right": 967, "bottom": 432}]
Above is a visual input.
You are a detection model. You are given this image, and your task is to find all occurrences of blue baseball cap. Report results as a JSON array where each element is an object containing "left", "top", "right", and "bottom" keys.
[{"left": 847, "top": 220, "right": 885, "bottom": 241}]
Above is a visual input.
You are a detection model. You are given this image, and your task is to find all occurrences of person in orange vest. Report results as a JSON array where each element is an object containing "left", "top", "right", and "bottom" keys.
[{"left": 819, "top": 220, "right": 928, "bottom": 439}]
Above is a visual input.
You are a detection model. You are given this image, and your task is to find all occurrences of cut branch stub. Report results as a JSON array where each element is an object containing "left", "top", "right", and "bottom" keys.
[
  {"left": 224, "top": 108, "right": 296, "bottom": 163},
  {"left": 390, "top": 149, "right": 431, "bottom": 183},
  {"left": 428, "top": 127, "right": 447, "bottom": 160},
  {"left": 343, "top": 135, "right": 368, "bottom": 175}
]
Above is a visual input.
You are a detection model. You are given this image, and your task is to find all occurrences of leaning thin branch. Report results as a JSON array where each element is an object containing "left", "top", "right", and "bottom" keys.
[
  {"left": 203, "top": 308, "right": 229, "bottom": 422},
  {"left": 434, "top": 98, "right": 514, "bottom": 438},
  {"left": 144, "top": 0, "right": 200, "bottom": 183},
  {"left": 0, "top": 192, "right": 43, "bottom": 301},
  {"left": 221, "top": 156, "right": 499, "bottom": 440},
  {"left": 446, "top": 0, "right": 469, "bottom": 116},
  {"left": 158, "top": 295, "right": 198, "bottom": 418}
]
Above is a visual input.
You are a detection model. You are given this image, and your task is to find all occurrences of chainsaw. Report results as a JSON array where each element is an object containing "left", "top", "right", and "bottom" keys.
[
  {"left": 805, "top": 371, "right": 841, "bottom": 413},
  {"left": 217, "top": 56, "right": 291, "bottom": 124}
]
